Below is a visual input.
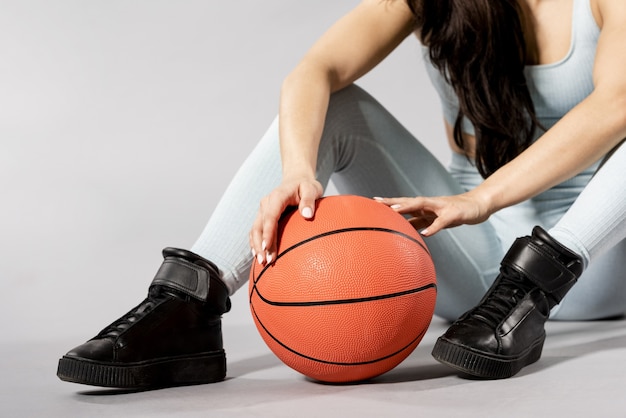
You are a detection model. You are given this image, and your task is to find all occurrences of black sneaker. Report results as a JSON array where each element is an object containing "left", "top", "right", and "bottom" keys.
[
  {"left": 432, "top": 226, "right": 583, "bottom": 379},
  {"left": 57, "top": 248, "right": 231, "bottom": 388}
]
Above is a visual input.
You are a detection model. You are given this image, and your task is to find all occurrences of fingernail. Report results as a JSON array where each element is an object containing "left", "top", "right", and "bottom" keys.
[
  {"left": 266, "top": 253, "right": 273, "bottom": 264},
  {"left": 251, "top": 248, "right": 256, "bottom": 257},
  {"left": 262, "top": 240, "right": 267, "bottom": 251},
  {"left": 257, "top": 253, "right": 264, "bottom": 265},
  {"left": 302, "top": 207, "right": 313, "bottom": 218},
  {"left": 391, "top": 204, "right": 401, "bottom": 209},
  {"left": 420, "top": 229, "right": 429, "bottom": 236},
  {"left": 373, "top": 197, "right": 384, "bottom": 201}
]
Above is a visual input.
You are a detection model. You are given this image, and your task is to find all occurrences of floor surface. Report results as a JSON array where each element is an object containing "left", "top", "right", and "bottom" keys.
[
  {"left": 4, "top": 316, "right": 626, "bottom": 417},
  {"left": 4, "top": 1, "right": 625, "bottom": 416}
]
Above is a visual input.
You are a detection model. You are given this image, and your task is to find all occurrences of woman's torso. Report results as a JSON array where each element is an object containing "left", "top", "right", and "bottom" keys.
[
  {"left": 424, "top": 0, "right": 603, "bottom": 242},
  {"left": 423, "top": 0, "right": 602, "bottom": 158}
]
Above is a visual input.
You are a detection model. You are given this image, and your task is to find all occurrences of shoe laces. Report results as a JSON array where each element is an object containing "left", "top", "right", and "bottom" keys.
[
  {"left": 470, "top": 267, "right": 536, "bottom": 328},
  {"left": 98, "top": 287, "right": 165, "bottom": 338}
]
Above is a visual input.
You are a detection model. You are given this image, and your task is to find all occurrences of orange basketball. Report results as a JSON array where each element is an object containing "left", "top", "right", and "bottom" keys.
[{"left": 249, "top": 195, "right": 436, "bottom": 383}]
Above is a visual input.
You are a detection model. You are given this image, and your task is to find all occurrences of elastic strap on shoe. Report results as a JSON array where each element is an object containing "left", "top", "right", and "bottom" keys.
[
  {"left": 502, "top": 237, "right": 579, "bottom": 303},
  {"left": 151, "top": 258, "right": 211, "bottom": 302}
]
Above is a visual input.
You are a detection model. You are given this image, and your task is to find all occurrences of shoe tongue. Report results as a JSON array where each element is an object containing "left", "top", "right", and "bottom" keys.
[
  {"left": 98, "top": 293, "right": 163, "bottom": 338},
  {"left": 471, "top": 269, "right": 534, "bottom": 326}
]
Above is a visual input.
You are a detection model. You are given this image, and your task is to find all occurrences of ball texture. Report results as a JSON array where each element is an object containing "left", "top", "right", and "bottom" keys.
[{"left": 249, "top": 195, "right": 436, "bottom": 383}]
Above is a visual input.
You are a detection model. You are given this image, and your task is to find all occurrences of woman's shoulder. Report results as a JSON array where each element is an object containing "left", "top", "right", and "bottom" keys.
[{"left": 592, "top": 0, "right": 626, "bottom": 30}]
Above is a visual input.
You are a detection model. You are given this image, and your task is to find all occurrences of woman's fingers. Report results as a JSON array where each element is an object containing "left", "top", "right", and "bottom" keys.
[
  {"left": 251, "top": 180, "right": 323, "bottom": 266},
  {"left": 419, "top": 215, "right": 452, "bottom": 236},
  {"left": 250, "top": 192, "right": 284, "bottom": 265},
  {"left": 374, "top": 194, "right": 489, "bottom": 236},
  {"left": 375, "top": 196, "right": 433, "bottom": 212},
  {"left": 298, "top": 181, "right": 323, "bottom": 219},
  {"left": 250, "top": 211, "right": 266, "bottom": 264},
  {"left": 261, "top": 190, "right": 293, "bottom": 264}
]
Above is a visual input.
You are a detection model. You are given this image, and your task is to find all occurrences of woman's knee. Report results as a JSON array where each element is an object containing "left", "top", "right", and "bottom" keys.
[{"left": 325, "top": 84, "right": 387, "bottom": 129}]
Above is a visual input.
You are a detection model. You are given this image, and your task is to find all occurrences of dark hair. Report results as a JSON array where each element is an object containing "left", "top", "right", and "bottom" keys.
[{"left": 407, "top": 0, "right": 541, "bottom": 178}]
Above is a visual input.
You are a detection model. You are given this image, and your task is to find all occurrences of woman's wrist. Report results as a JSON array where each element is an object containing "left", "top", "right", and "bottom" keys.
[
  {"left": 281, "top": 165, "right": 317, "bottom": 183},
  {"left": 466, "top": 183, "right": 501, "bottom": 219}
]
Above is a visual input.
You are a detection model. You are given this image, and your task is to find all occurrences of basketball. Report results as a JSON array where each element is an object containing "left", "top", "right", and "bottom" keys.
[{"left": 248, "top": 195, "right": 437, "bottom": 383}]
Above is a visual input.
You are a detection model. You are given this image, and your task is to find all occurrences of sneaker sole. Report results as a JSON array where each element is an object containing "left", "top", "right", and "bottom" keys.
[
  {"left": 57, "top": 350, "right": 226, "bottom": 388},
  {"left": 431, "top": 337, "right": 544, "bottom": 379}
]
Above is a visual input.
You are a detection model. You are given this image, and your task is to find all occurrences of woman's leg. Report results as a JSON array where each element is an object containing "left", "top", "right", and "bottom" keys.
[
  {"left": 191, "top": 117, "right": 284, "bottom": 294},
  {"left": 61, "top": 84, "right": 509, "bottom": 388},
  {"left": 548, "top": 140, "right": 626, "bottom": 319},
  {"left": 192, "top": 84, "right": 503, "bottom": 320}
]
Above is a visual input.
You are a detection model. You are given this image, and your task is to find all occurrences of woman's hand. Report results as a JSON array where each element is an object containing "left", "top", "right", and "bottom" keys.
[
  {"left": 375, "top": 191, "right": 493, "bottom": 236},
  {"left": 250, "top": 177, "right": 323, "bottom": 265}
]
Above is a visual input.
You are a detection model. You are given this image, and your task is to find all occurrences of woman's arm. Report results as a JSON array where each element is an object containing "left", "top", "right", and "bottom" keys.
[
  {"left": 251, "top": 0, "right": 416, "bottom": 263},
  {"left": 383, "top": 0, "right": 626, "bottom": 236},
  {"left": 474, "top": 0, "right": 626, "bottom": 211}
]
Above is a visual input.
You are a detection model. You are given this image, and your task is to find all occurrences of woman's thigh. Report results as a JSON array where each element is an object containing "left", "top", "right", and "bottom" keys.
[{"left": 317, "top": 85, "right": 503, "bottom": 320}]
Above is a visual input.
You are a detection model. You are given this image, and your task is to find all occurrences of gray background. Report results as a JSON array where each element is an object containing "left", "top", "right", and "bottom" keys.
[
  {"left": 4, "top": 2, "right": 626, "bottom": 417},
  {"left": 0, "top": 0, "right": 446, "bottom": 345}
]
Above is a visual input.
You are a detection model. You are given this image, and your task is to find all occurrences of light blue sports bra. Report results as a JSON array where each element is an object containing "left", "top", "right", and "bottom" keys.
[{"left": 424, "top": 0, "right": 601, "bottom": 139}]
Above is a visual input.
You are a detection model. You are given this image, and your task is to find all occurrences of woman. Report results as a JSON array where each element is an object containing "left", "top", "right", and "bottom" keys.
[{"left": 57, "top": 0, "right": 626, "bottom": 387}]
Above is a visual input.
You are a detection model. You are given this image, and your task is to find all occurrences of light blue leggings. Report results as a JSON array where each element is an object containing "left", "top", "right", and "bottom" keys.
[{"left": 192, "top": 85, "right": 626, "bottom": 321}]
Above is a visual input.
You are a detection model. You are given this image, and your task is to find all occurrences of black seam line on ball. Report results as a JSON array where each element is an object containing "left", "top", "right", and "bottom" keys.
[
  {"left": 250, "top": 303, "right": 430, "bottom": 367},
  {"left": 249, "top": 227, "right": 432, "bottom": 302},
  {"left": 255, "top": 283, "right": 436, "bottom": 307}
]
